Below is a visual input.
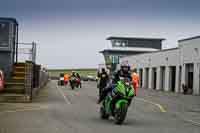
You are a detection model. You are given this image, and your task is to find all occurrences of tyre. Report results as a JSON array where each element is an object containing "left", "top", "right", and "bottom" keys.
[
  {"left": 71, "top": 84, "right": 74, "bottom": 90},
  {"left": 100, "top": 106, "right": 109, "bottom": 119},
  {"left": 60, "top": 80, "right": 64, "bottom": 86},
  {"left": 70, "top": 80, "right": 76, "bottom": 90},
  {"left": 114, "top": 103, "right": 128, "bottom": 125}
]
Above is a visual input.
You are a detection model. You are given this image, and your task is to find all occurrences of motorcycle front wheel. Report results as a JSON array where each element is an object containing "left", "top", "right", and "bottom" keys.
[
  {"left": 114, "top": 103, "right": 128, "bottom": 125},
  {"left": 71, "top": 85, "right": 74, "bottom": 90},
  {"left": 100, "top": 106, "right": 109, "bottom": 119},
  {"left": 70, "top": 82, "right": 75, "bottom": 90}
]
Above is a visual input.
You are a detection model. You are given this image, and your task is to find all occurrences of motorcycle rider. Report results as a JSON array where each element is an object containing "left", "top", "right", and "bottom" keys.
[
  {"left": 64, "top": 73, "right": 70, "bottom": 85},
  {"left": 70, "top": 71, "right": 76, "bottom": 78},
  {"left": 131, "top": 69, "right": 139, "bottom": 96},
  {"left": 115, "top": 64, "right": 132, "bottom": 82},
  {"left": 97, "top": 68, "right": 109, "bottom": 98},
  {"left": 97, "top": 63, "right": 132, "bottom": 104},
  {"left": 70, "top": 71, "right": 77, "bottom": 85},
  {"left": 76, "top": 73, "right": 82, "bottom": 88}
]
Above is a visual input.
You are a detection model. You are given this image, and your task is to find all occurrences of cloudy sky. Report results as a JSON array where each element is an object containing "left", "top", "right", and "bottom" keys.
[{"left": 0, "top": 0, "right": 200, "bottom": 69}]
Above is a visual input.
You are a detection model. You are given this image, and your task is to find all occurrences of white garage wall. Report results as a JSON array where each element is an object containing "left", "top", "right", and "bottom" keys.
[
  {"left": 120, "top": 37, "right": 200, "bottom": 95},
  {"left": 179, "top": 38, "right": 200, "bottom": 64},
  {"left": 121, "top": 48, "right": 179, "bottom": 69}
]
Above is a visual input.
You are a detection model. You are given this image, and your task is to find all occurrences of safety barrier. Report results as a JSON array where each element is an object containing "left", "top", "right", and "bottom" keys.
[
  {"left": 39, "top": 69, "right": 49, "bottom": 88},
  {"left": 24, "top": 61, "right": 49, "bottom": 101}
]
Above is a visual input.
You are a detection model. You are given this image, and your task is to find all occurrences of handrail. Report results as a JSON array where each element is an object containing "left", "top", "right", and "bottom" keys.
[
  {"left": 16, "top": 42, "right": 37, "bottom": 63},
  {"left": 17, "top": 43, "right": 37, "bottom": 45}
]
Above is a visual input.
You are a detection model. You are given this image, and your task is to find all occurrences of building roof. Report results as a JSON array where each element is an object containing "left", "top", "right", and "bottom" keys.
[
  {"left": 0, "top": 17, "right": 18, "bottom": 25},
  {"left": 99, "top": 47, "right": 159, "bottom": 54},
  {"left": 178, "top": 35, "right": 200, "bottom": 43},
  {"left": 121, "top": 47, "right": 178, "bottom": 58},
  {"left": 100, "top": 50, "right": 142, "bottom": 54},
  {"left": 106, "top": 36, "right": 165, "bottom": 41}
]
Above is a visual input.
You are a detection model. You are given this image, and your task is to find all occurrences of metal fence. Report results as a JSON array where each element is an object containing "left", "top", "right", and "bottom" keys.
[
  {"left": 17, "top": 42, "right": 36, "bottom": 63},
  {"left": 24, "top": 61, "right": 49, "bottom": 102},
  {"left": 24, "top": 61, "right": 33, "bottom": 101},
  {"left": 16, "top": 42, "right": 49, "bottom": 101}
]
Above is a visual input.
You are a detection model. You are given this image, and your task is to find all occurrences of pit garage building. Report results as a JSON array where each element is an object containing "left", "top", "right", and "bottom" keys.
[{"left": 121, "top": 36, "right": 200, "bottom": 95}]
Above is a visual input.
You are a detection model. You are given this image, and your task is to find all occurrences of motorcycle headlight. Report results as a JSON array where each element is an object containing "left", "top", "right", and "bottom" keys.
[{"left": 125, "top": 81, "right": 130, "bottom": 86}]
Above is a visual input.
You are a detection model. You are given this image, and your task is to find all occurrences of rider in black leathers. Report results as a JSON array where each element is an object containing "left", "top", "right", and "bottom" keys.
[
  {"left": 97, "top": 68, "right": 109, "bottom": 98},
  {"left": 70, "top": 71, "right": 76, "bottom": 86}
]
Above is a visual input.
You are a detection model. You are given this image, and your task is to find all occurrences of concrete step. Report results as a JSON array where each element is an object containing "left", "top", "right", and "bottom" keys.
[
  {"left": 14, "top": 62, "right": 25, "bottom": 67},
  {"left": 12, "top": 69, "right": 25, "bottom": 78},
  {"left": 0, "top": 93, "right": 30, "bottom": 103},
  {"left": 6, "top": 79, "right": 24, "bottom": 84},
  {"left": 5, "top": 82, "right": 25, "bottom": 86},
  {"left": 3, "top": 81, "right": 25, "bottom": 94},
  {"left": 14, "top": 67, "right": 25, "bottom": 72},
  {"left": 12, "top": 76, "right": 25, "bottom": 80},
  {"left": 2, "top": 87, "right": 25, "bottom": 94},
  {"left": 5, "top": 82, "right": 24, "bottom": 88},
  {"left": 14, "top": 65, "right": 25, "bottom": 68},
  {"left": 9, "top": 79, "right": 25, "bottom": 84},
  {"left": 13, "top": 71, "right": 25, "bottom": 75}
]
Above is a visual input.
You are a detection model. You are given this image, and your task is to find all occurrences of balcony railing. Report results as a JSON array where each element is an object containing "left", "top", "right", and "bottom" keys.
[{"left": 16, "top": 42, "right": 36, "bottom": 63}]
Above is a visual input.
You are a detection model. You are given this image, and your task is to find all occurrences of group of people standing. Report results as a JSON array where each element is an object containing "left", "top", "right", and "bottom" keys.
[{"left": 97, "top": 64, "right": 139, "bottom": 104}]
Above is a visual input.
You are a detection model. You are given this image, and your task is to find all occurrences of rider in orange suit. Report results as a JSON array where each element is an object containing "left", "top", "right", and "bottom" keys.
[
  {"left": 131, "top": 69, "right": 139, "bottom": 96},
  {"left": 64, "top": 73, "right": 70, "bottom": 85}
]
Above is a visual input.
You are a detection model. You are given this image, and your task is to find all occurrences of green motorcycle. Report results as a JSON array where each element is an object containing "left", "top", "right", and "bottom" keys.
[{"left": 100, "top": 78, "right": 134, "bottom": 125}]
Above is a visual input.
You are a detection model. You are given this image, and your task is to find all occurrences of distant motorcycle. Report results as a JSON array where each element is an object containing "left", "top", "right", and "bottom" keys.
[
  {"left": 70, "top": 77, "right": 77, "bottom": 90},
  {"left": 70, "top": 77, "right": 81, "bottom": 90},
  {"left": 75, "top": 78, "right": 81, "bottom": 88},
  {"left": 99, "top": 77, "right": 134, "bottom": 125}
]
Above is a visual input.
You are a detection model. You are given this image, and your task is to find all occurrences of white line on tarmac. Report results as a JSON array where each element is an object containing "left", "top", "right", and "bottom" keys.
[
  {"left": 135, "top": 97, "right": 167, "bottom": 112},
  {"left": 0, "top": 106, "right": 48, "bottom": 114},
  {"left": 56, "top": 85, "right": 71, "bottom": 104},
  {"left": 183, "top": 119, "right": 200, "bottom": 127},
  {"left": 135, "top": 97, "right": 200, "bottom": 126}
]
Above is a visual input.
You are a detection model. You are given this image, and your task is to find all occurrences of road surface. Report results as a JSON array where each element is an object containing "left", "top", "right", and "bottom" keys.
[{"left": 0, "top": 81, "right": 199, "bottom": 133}]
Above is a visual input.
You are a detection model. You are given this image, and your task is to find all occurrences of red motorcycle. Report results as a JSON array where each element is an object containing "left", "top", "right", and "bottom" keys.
[{"left": 75, "top": 78, "right": 81, "bottom": 88}]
